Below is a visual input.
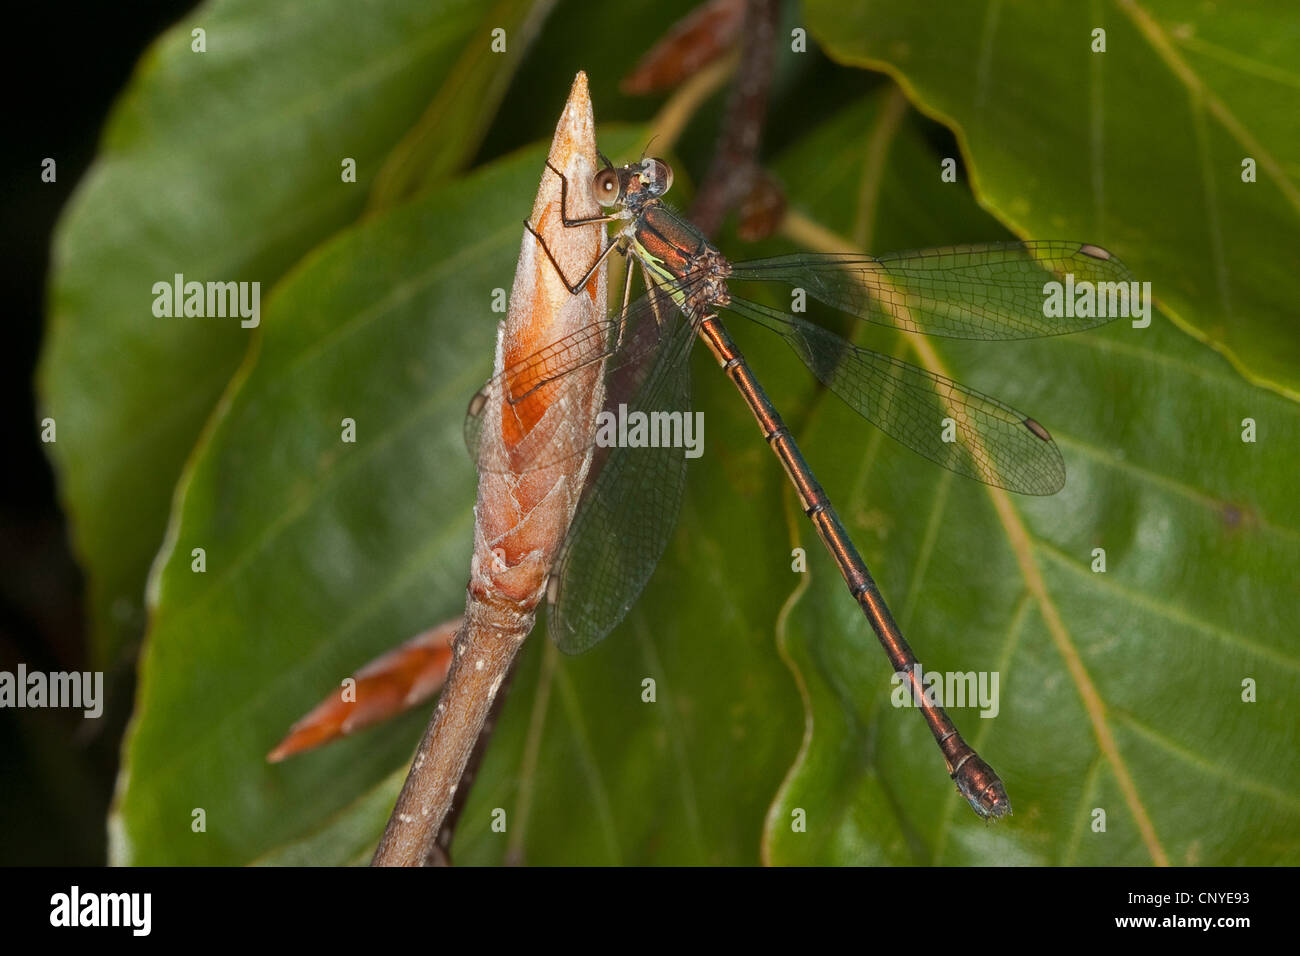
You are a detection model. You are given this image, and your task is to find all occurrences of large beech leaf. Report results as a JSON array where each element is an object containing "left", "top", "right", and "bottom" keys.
[
  {"left": 805, "top": 0, "right": 1300, "bottom": 399},
  {"left": 764, "top": 314, "right": 1300, "bottom": 865},
  {"left": 750, "top": 96, "right": 1300, "bottom": 865},
  {"left": 109, "top": 146, "right": 528, "bottom": 864},
  {"left": 39, "top": 0, "right": 537, "bottom": 665}
]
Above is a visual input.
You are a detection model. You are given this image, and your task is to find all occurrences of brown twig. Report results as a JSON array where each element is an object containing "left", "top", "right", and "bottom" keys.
[
  {"left": 688, "top": 0, "right": 779, "bottom": 237},
  {"left": 372, "top": 616, "right": 520, "bottom": 865},
  {"left": 427, "top": 658, "right": 516, "bottom": 866}
]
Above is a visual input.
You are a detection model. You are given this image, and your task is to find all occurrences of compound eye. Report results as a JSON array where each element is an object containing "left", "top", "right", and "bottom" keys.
[
  {"left": 592, "top": 168, "right": 622, "bottom": 207},
  {"left": 654, "top": 160, "right": 673, "bottom": 194},
  {"left": 638, "top": 158, "right": 674, "bottom": 195}
]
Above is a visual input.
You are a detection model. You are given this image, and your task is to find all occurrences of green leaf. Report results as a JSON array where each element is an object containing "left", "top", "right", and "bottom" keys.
[
  {"left": 805, "top": 0, "right": 1300, "bottom": 399},
  {"left": 109, "top": 144, "right": 537, "bottom": 864},
  {"left": 756, "top": 95, "right": 1300, "bottom": 864},
  {"left": 365, "top": 0, "right": 558, "bottom": 213},
  {"left": 251, "top": 768, "right": 406, "bottom": 866},
  {"left": 39, "top": 0, "right": 521, "bottom": 666}
]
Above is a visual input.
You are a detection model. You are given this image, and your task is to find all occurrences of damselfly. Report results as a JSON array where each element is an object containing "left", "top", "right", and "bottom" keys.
[{"left": 466, "top": 152, "right": 1136, "bottom": 817}]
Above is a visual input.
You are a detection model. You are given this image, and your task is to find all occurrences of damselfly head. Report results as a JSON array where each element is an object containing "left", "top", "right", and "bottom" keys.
[{"left": 591, "top": 157, "right": 675, "bottom": 209}]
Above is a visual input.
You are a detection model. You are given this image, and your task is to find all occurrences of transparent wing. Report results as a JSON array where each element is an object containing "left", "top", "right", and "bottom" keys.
[
  {"left": 730, "top": 240, "right": 1136, "bottom": 340},
  {"left": 545, "top": 297, "right": 699, "bottom": 654},
  {"left": 727, "top": 297, "right": 1066, "bottom": 495},
  {"left": 465, "top": 274, "right": 705, "bottom": 475}
]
